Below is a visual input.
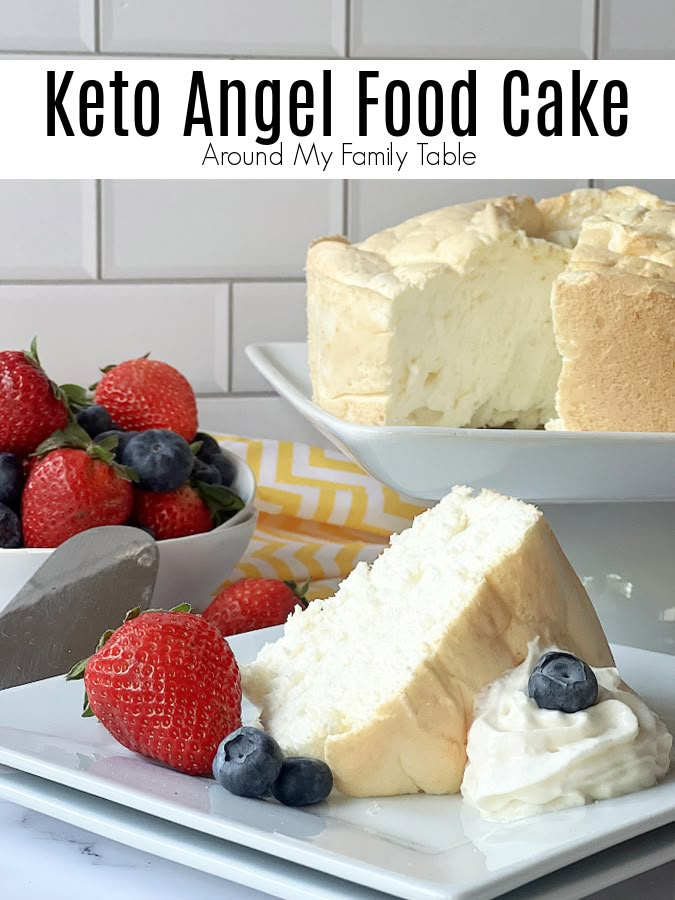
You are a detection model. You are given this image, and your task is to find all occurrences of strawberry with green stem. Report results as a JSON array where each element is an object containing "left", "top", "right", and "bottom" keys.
[
  {"left": 0, "top": 338, "right": 69, "bottom": 456},
  {"left": 21, "top": 423, "right": 136, "bottom": 548},
  {"left": 203, "top": 578, "right": 310, "bottom": 637},
  {"left": 67, "top": 606, "right": 242, "bottom": 776}
]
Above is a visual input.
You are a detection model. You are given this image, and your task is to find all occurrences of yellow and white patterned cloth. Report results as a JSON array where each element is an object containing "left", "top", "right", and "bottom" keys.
[{"left": 218, "top": 436, "right": 427, "bottom": 599}]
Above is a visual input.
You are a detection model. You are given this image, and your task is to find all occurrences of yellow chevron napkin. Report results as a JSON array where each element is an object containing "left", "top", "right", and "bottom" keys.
[{"left": 216, "top": 436, "right": 427, "bottom": 600}]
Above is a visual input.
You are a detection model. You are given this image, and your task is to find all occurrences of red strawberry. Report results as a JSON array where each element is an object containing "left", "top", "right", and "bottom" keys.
[
  {"left": 0, "top": 341, "right": 68, "bottom": 456},
  {"left": 67, "top": 608, "right": 242, "bottom": 776},
  {"left": 22, "top": 425, "right": 134, "bottom": 547},
  {"left": 94, "top": 357, "right": 198, "bottom": 441},
  {"left": 134, "top": 485, "right": 213, "bottom": 540},
  {"left": 203, "top": 578, "right": 310, "bottom": 637}
]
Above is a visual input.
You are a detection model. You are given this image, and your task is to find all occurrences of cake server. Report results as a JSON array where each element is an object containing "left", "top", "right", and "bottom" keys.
[{"left": 0, "top": 526, "right": 159, "bottom": 691}]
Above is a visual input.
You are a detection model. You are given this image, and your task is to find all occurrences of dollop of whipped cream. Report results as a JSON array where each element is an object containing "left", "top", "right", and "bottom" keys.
[{"left": 461, "top": 640, "right": 672, "bottom": 822}]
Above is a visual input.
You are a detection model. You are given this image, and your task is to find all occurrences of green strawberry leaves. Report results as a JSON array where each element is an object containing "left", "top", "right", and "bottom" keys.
[
  {"left": 60, "top": 382, "right": 93, "bottom": 414},
  {"left": 193, "top": 481, "right": 245, "bottom": 527},
  {"left": 23, "top": 337, "right": 76, "bottom": 414},
  {"left": 283, "top": 579, "right": 311, "bottom": 609},
  {"left": 32, "top": 422, "right": 139, "bottom": 483}
]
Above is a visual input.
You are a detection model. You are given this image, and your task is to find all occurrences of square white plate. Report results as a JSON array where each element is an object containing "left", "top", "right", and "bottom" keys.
[
  {"left": 245, "top": 342, "right": 675, "bottom": 503},
  {"left": 0, "top": 627, "right": 674, "bottom": 900},
  {"left": 3, "top": 767, "right": 675, "bottom": 900}
]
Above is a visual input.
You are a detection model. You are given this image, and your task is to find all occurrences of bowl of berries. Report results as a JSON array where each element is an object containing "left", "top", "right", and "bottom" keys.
[{"left": 0, "top": 343, "right": 257, "bottom": 611}]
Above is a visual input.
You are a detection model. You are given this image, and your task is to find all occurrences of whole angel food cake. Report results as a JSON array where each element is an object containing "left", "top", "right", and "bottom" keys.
[
  {"left": 307, "top": 185, "right": 674, "bottom": 432},
  {"left": 243, "top": 487, "right": 615, "bottom": 797}
]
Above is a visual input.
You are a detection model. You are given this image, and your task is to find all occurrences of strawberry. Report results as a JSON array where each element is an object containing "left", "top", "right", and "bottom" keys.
[
  {"left": 67, "top": 607, "right": 242, "bottom": 776},
  {"left": 133, "top": 480, "right": 244, "bottom": 541},
  {"left": 133, "top": 485, "right": 213, "bottom": 540},
  {"left": 22, "top": 424, "right": 134, "bottom": 548},
  {"left": 94, "top": 357, "right": 198, "bottom": 442},
  {"left": 203, "top": 578, "right": 310, "bottom": 637},
  {"left": 0, "top": 340, "right": 69, "bottom": 456}
]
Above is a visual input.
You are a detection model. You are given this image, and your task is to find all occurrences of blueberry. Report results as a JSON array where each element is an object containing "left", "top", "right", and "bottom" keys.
[
  {"left": 528, "top": 651, "right": 598, "bottom": 714},
  {"left": 76, "top": 405, "right": 113, "bottom": 438},
  {"left": 0, "top": 502, "right": 22, "bottom": 548},
  {"left": 212, "top": 727, "right": 284, "bottom": 798},
  {"left": 194, "top": 432, "right": 222, "bottom": 463},
  {"left": 123, "top": 430, "right": 194, "bottom": 492},
  {"left": 0, "top": 453, "right": 23, "bottom": 510},
  {"left": 210, "top": 453, "right": 237, "bottom": 488},
  {"left": 191, "top": 456, "right": 223, "bottom": 486},
  {"left": 271, "top": 757, "right": 333, "bottom": 807},
  {"left": 95, "top": 430, "right": 139, "bottom": 462}
]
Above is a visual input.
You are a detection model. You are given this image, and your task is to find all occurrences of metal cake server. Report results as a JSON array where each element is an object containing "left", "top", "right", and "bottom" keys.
[{"left": 0, "top": 526, "right": 159, "bottom": 690}]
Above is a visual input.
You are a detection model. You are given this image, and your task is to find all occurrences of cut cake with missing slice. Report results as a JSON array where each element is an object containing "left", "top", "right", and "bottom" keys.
[
  {"left": 242, "top": 487, "right": 613, "bottom": 797},
  {"left": 550, "top": 204, "right": 675, "bottom": 432},
  {"left": 306, "top": 186, "right": 664, "bottom": 429}
]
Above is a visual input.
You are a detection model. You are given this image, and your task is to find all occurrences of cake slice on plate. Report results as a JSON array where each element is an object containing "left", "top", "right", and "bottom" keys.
[{"left": 242, "top": 487, "right": 613, "bottom": 797}]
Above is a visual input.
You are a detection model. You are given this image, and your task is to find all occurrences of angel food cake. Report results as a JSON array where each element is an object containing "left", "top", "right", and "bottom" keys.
[
  {"left": 243, "top": 488, "right": 672, "bottom": 818},
  {"left": 307, "top": 185, "right": 674, "bottom": 432},
  {"left": 243, "top": 487, "right": 616, "bottom": 797}
]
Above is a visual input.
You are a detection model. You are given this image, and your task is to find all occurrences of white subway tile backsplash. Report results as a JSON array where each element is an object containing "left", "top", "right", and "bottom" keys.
[
  {"left": 198, "top": 396, "right": 329, "bottom": 446},
  {"left": 350, "top": 0, "right": 595, "bottom": 58},
  {"left": 0, "top": 1, "right": 95, "bottom": 51},
  {"left": 100, "top": 0, "right": 345, "bottom": 56},
  {"left": 598, "top": 0, "right": 675, "bottom": 58},
  {"left": 232, "top": 283, "right": 306, "bottom": 392},
  {"left": 0, "top": 283, "right": 230, "bottom": 393},
  {"left": 102, "top": 181, "right": 343, "bottom": 279},
  {"left": 0, "top": 180, "right": 96, "bottom": 279},
  {"left": 348, "top": 180, "right": 588, "bottom": 241}
]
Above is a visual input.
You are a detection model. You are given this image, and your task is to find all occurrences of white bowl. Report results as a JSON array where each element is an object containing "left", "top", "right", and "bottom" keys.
[
  {"left": 0, "top": 446, "right": 257, "bottom": 614},
  {"left": 246, "top": 342, "right": 675, "bottom": 504}
]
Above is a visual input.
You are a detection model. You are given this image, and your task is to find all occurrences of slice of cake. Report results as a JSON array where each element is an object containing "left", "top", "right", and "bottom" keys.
[
  {"left": 242, "top": 488, "right": 613, "bottom": 797},
  {"left": 306, "top": 186, "right": 662, "bottom": 429},
  {"left": 549, "top": 205, "right": 675, "bottom": 432}
]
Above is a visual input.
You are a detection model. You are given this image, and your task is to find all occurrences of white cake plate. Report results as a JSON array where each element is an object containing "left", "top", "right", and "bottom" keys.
[{"left": 245, "top": 342, "right": 675, "bottom": 503}]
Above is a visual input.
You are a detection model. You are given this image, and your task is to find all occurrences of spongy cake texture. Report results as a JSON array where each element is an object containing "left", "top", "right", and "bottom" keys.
[
  {"left": 550, "top": 204, "right": 675, "bottom": 432},
  {"left": 243, "top": 488, "right": 614, "bottom": 797},
  {"left": 306, "top": 186, "right": 668, "bottom": 430}
]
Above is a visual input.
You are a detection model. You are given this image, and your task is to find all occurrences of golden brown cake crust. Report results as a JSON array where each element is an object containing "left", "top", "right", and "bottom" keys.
[
  {"left": 323, "top": 517, "right": 613, "bottom": 797},
  {"left": 552, "top": 270, "right": 675, "bottom": 432}
]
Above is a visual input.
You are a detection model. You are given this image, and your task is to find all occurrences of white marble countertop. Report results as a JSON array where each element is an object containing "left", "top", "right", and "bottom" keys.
[{"left": 0, "top": 800, "right": 267, "bottom": 900}]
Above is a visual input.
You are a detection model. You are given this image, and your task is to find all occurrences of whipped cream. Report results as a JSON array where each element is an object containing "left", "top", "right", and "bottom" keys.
[{"left": 461, "top": 641, "right": 672, "bottom": 822}]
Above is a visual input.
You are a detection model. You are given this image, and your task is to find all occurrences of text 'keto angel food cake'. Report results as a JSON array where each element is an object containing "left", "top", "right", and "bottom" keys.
[
  {"left": 243, "top": 488, "right": 672, "bottom": 819},
  {"left": 307, "top": 186, "right": 675, "bottom": 432}
]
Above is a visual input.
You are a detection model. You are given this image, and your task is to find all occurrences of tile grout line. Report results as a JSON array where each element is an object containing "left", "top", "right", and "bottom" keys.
[
  {"left": 590, "top": 0, "right": 600, "bottom": 187},
  {"left": 1, "top": 49, "right": 352, "bottom": 60},
  {"left": 95, "top": 180, "right": 103, "bottom": 279},
  {"left": 0, "top": 277, "right": 307, "bottom": 286},
  {"left": 94, "top": 0, "right": 101, "bottom": 53},
  {"left": 197, "top": 391, "right": 277, "bottom": 399},
  {"left": 227, "top": 282, "right": 234, "bottom": 393},
  {"left": 345, "top": 0, "right": 352, "bottom": 58}
]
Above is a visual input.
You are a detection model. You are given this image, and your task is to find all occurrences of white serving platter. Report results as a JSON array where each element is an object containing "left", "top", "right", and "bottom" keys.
[
  {"left": 245, "top": 342, "right": 675, "bottom": 503},
  {"left": 0, "top": 627, "right": 674, "bottom": 900}
]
